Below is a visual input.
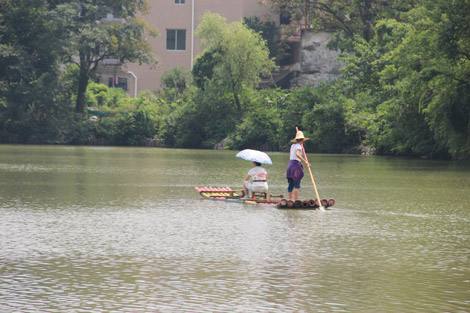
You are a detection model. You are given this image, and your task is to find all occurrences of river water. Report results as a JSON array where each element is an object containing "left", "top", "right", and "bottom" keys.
[{"left": 1, "top": 145, "right": 469, "bottom": 313}]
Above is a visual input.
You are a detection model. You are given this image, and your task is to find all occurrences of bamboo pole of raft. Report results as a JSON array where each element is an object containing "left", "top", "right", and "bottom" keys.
[{"left": 296, "top": 127, "right": 322, "bottom": 208}]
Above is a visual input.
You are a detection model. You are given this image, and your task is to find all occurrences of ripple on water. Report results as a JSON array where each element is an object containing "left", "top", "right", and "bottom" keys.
[{"left": 1, "top": 147, "right": 470, "bottom": 312}]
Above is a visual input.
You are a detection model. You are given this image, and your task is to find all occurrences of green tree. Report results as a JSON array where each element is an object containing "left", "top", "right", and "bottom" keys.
[
  {"left": 380, "top": 0, "right": 470, "bottom": 158},
  {"left": 244, "top": 16, "right": 284, "bottom": 61},
  {"left": 192, "top": 48, "right": 222, "bottom": 90},
  {"left": 160, "top": 67, "right": 191, "bottom": 93},
  {"left": 336, "top": 18, "right": 441, "bottom": 156},
  {"left": 228, "top": 88, "right": 285, "bottom": 150},
  {"left": 49, "top": 0, "right": 158, "bottom": 115},
  {"left": 0, "top": 0, "right": 72, "bottom": 141},
  {"left": 195, "top": 12, "right": 277, "bottom": 116},
  {"left": 269, "top": 0, "right": 419, "bottom": 42}
]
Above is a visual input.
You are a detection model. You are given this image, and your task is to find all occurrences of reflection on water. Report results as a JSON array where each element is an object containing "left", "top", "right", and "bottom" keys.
[{"left": 1, "top": 145, "right": 469, "bottom": 312}]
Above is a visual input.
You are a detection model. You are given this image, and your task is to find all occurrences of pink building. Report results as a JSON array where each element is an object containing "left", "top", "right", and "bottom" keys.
[{"left": 97, "top": 0, "right": 279, "bottom": 97}]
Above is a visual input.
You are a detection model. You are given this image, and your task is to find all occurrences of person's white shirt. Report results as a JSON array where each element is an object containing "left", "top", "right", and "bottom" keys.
[
  {"left": 244, "top": 166, "right": 268, "bottom": 192},
  {"left": 290, "top": 143, "right": 303, "bottom": 161}
]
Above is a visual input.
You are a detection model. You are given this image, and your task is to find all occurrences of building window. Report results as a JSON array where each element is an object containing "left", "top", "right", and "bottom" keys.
[
  {"left": 175, "top": 0, "right": 185, "bottom": 4},
  {"left": 166, "top": 29, "right": 186, "bottom": 51},
  {"left": 108, "top": 77, "right": 128, "bottom": 91}
]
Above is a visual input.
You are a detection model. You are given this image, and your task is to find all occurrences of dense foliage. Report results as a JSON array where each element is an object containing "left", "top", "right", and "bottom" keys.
[
  {"left": 334, "top": 0, "right": 470, "bottom": 158},
  {"left": 1, "top": 1, "right": 469, "bottom": 159}
]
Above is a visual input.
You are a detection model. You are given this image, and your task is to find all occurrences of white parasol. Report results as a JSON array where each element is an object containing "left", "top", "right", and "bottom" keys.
[{"left": 235, "top": 149, "right": 272, "bottom": 165}]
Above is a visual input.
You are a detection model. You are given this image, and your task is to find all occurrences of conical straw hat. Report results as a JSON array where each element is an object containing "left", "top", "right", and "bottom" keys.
[{"left": 291, "top": 130, "right": 310, "bottom": 143}]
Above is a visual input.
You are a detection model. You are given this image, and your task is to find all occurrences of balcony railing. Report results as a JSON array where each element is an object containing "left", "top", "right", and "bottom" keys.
[{"left": 102, "top": 59, "right": 122, "bottom": 66}]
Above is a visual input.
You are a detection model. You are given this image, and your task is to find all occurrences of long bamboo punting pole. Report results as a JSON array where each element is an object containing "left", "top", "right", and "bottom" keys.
[{"left": 296, "top": 127, "right": 322, "bottom": 208}]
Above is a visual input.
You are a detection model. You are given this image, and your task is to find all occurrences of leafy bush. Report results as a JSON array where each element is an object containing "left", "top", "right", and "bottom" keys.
[
  {"left": 228, "top": 88, "right": 285, "bottom": 150},
  {"left": 160, "top": 67, "right": 191, "bottom": 92},
  {"left": 85, "top": 82, "right": 127, "bottom": 108}
]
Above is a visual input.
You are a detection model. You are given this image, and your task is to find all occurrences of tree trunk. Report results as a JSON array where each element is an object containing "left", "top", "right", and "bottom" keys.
[
  {"left": 75, "top": 53, "right": 90, "bottom": 115},
  {"left": 233, "top": 92, "right": 243, "bottom": 117},
  {"left": 358, "top": 0, "right": 373, "bottom": 42}
]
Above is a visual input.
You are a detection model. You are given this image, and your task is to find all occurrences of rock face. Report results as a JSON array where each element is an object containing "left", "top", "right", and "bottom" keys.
[
  {"left": 214, "top": 137, "right": 229, "bottom": 150},
  {"left": 291, "top": 31, "right": 344, "bottom": 87}
]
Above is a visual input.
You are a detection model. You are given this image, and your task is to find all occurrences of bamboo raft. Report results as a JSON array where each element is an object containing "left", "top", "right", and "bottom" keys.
[{"left": 195, "top": 187, "right": 335, "bottom": 209}]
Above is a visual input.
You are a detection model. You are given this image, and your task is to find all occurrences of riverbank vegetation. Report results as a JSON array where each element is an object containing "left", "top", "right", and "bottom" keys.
[{"left": 1, "top": 0, "right": 469, "bottom": 159}]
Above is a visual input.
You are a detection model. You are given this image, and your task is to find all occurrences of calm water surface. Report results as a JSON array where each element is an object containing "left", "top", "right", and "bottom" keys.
[{"left": 1, "top": 145, "right": 469, "bottom": 312}]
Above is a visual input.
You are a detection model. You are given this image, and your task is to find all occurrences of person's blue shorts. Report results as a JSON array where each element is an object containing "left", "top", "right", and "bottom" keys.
[{"left": 287, "top": 178, "right": 301, "bottom": 192}]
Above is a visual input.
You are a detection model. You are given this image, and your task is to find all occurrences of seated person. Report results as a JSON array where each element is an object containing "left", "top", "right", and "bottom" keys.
[{"left": 243, "top": 162, "right": 268, "bottom": 199}]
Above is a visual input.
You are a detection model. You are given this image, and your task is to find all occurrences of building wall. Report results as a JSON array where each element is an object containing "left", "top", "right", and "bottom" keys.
[
  {"left": 243, "top": 0, "right": 276, "bottom": 22},
  {"left": 112, "top": 0, "right": 278, "bottom": 96}
]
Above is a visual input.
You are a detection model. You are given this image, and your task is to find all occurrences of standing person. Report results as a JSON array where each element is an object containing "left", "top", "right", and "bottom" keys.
[
  {"left": 243, "top": 162, "right": 268, "bottom": 199},
  {"left": 286, "top": 130, "right": 310, "bottom": 201}
]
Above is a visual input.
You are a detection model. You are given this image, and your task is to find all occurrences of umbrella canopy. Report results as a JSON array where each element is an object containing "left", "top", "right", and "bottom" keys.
[{"left": 236, "top": 149, "right": 272, "bottom": 165}]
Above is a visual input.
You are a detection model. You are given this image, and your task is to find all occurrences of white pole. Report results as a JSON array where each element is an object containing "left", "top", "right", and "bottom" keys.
[
  {"left": 126, "top": 71, "right": 138, "bottom": 98},
  {"left": 191, "top": 0, "right": 195, "bottom": 69}
]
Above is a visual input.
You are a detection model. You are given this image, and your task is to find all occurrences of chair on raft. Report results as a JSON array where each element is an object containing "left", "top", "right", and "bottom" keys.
[{"left": 252, "top": 192, "right": 267, "bottom": 199}]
